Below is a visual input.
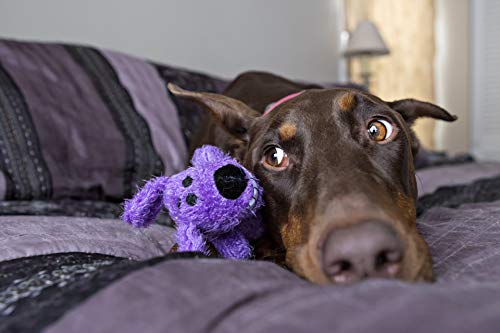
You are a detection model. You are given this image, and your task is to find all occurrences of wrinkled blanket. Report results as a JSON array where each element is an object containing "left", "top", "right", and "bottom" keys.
[{"left": 1, "top": 162, "right": 500, "bottom": 333}]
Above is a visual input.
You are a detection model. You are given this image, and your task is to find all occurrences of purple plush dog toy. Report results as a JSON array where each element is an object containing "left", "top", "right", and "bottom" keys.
[{"left": 122, "top": 145, "right": 264, "bottom": 259}]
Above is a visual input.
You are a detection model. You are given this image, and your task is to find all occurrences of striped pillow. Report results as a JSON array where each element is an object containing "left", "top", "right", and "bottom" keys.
[{"left": 0, "top": 39, "right": 224, "bottom": 201}]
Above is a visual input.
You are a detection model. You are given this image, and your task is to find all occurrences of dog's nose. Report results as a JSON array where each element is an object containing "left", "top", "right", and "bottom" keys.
[
  {"left": 321, "top": 221, "right": 403, "bottom": 284},
  {"left": 214, "top": 164, "right": 248, "bottom": 199}
]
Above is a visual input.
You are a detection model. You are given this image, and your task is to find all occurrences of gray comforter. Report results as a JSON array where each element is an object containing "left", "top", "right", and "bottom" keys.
[{"left": 2, "top": 162, "right": 500, "bottom": 333}]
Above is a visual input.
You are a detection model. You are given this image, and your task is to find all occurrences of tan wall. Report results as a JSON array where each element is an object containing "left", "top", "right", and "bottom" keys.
[{"left": 346, "top": 0, "right": 437, "bottom": 148}]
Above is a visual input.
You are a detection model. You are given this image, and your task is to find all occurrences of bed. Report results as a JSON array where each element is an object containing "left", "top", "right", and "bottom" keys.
[{"left": 1, "top": 38, "right": 500, "bottom": 333}]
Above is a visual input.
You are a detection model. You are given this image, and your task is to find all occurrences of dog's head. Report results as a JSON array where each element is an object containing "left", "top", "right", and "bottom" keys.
[{"left": 168, "top": 83, "right": 456, "bottom": 284}]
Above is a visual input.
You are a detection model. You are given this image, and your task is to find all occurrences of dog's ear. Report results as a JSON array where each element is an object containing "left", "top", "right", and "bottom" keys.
[
  {"left": 388, "top": 99, "right": 457, "bottom": 155},
  {"left": 388, "top": 99, "right": 457, "bottom": 125},
  {"left": 168, "top": 83, "right": 260, "bottom": 142}
]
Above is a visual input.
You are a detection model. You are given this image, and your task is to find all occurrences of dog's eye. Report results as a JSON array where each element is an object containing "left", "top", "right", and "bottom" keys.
[
  {"left": 368, "top": 119, "right": 394, "bottom": 142},
  {"left": 262, "top": 147, "right": 289, "bottom": 170}
]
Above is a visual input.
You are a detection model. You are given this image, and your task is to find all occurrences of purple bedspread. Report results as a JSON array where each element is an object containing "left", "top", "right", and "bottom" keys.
[
  {"left": 45, "top": 258, "right": 500, "bottom": 333},
  {"left": 1, "top": 162, "right": 499, "bottom": 332},
  {"left": 41, "top": 199, "right": 500, "bottom": 333}
]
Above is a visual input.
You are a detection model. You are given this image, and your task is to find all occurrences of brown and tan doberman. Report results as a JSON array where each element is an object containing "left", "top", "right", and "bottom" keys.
[{"left": 168, "top": 71, "right": 457, "bottom": 285}]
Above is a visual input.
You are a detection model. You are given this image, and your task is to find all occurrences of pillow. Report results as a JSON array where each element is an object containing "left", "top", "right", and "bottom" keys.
[{"left": 0, "top": 39, "right": 225, "bottom": 201}]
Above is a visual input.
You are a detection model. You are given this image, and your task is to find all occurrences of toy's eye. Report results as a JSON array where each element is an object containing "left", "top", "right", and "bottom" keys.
[
  {"left": 182, "top": 176, "right": 193, "bottom": 187},
  {"left": 262, "top": 146, "right": 289, "bottom": 171},
  {"left": 186, "top": 193, "right": 197, "bottom": 206},
  {"left": 367, "top": 119, "right": 394, "bottom": 142}
]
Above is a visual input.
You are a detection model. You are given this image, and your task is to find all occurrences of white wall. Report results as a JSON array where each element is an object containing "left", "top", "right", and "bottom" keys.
[
  {"left": 434, "top": 0, "right": 470, "bottom": 154},
  {"left": 0, "top": 0, "right": 344, "bottom": 82},
  {"left": 470, "top": 0, "right": 500, "bottom": 161}
]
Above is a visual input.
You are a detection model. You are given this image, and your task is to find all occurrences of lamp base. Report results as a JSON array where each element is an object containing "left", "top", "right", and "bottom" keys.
[
  {"left": 359, "top": 56, "right": 372, "bottom": 90},
  {"left": 360, "top": 72, "right": 371, "bottom": 90}
]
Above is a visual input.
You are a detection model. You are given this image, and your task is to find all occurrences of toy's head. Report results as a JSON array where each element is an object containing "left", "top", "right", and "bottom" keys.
[{"left": 163, "top": 145, "right": 263, "bottom": 233}]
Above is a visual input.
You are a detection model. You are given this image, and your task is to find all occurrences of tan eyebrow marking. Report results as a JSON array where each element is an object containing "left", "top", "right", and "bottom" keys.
[
  {"left": 278, "top": 122, "right": 297, "bottom": 141},
  {"left": 338, "top": 92, "right": 357, "bottom": 112}
]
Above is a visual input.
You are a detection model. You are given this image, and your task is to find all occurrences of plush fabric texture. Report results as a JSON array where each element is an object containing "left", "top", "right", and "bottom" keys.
[
  {"left": 0, "top": 38, "right": 233, "bottom": 201},
  {"left": 123, "top": 145, "right": 264, "bottom": 259}
]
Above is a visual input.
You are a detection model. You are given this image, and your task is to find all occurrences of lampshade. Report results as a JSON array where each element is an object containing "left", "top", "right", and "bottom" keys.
[{"left": 344, "top": 21, "right": 390, "bottom": 57}]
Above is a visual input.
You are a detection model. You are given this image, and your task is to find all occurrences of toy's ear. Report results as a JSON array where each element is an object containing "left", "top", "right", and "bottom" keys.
[
  {"left": 387, "top": 99, "right": 457, "bottom": 156},
  {"left": 168, "top": 83, "right": 260, "bottom": 142},
  {"left": 191, "top": 145, "right": 227, "bottom": 166}
]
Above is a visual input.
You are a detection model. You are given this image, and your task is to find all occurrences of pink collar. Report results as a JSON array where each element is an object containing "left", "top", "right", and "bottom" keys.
[{"left": 263, "top": 91, "right": 304, "bottom": 115}]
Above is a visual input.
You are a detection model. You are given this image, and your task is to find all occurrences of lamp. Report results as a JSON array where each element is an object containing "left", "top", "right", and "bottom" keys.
[{"left": 344, "top": 20, "right": 390, "bottom": 89}]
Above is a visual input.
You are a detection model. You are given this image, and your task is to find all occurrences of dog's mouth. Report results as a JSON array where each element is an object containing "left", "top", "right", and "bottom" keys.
[{"left": 276, "top": 199, "right": 434, "bottom": 285}]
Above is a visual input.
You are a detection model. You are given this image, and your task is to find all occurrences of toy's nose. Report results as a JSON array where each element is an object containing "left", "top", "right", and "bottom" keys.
[{"left": 214, "top": 164, "right": 248, "bottom": 199}]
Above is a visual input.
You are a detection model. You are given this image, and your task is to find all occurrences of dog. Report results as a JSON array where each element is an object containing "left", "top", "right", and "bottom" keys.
[{"left": 167, "top": 71, "right": 457, "bottom": 285}]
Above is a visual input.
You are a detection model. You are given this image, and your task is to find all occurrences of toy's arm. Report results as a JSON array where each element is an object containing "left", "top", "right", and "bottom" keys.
[
  {"left": 237, "top": 213, "right": 264, "bottom": 241},
  {"left": 211, "top": 230, "right": 252, "bottom": 259},
  {"left": 176, "top": 224, "right": 209, "bottom": 255},
  {"left": 122, "top": 176, "right": 169, "bottom": 228}
]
